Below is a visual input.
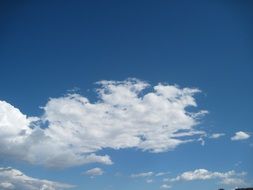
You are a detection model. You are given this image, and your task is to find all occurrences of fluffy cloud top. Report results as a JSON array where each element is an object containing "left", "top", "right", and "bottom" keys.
[
  {"left": 0, "top": 167, "right": 73, "bottom": 190},
  {"left": 231, "top": 131, "right": 250, "bottom": 141},
  {"left": 167, "top": 169, "right": 246, "bottom": 186},
  {"left": 0, "top": 79, "right": 206, "bottom": 168}
]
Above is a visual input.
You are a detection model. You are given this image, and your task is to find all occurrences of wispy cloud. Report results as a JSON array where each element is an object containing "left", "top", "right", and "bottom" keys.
[
  {"left": 83, "top": 168, "right": 104, "bottom": 177},
  {"left": 131, "top": 172, "right": 153, "bottom": 178},
  {"left": 130, "top": 171, "right": 170, "bottom": 183},
  {"left": 155, "top": 172, "right": 170, "bottom": 177},
  {"left": 0, "top": 78, "right": 206, "bottom": 168},
  {"left": 209, "top": 133, "right": 225, "bottom": 139}
]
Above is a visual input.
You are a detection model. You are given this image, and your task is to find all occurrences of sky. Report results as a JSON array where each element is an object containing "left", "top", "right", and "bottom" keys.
[{"left": 0, "top": 1, "right": 253, "bottom": 190}]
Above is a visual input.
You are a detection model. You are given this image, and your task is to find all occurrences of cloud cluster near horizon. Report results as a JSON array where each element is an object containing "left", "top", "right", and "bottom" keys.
[
  {"left": 0, "top": 167, "right": 73, "bottom": 190},
  {"left": 129, "top": 168, "right": 248, "bottom": 189},
  {"left": 162, "top": 169, "right": 247, "bottom": 188},
  {"left": 0, "top": 78, "right": 207, "bottom": 168}
]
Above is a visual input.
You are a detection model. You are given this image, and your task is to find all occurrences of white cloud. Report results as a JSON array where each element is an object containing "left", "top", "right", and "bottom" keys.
[
  {"left": 131, "top": 172, "right": 153, "bottom": 178},
  {"left": 209, "top": 133, "right": 225, "bottom": 139},
  {"left": 167, "top": 169, "right": 246, "bottom": 187},
  {"left": 160, "top": 184, "right": 171, "bottom": 189},
  {"left": 231, "top": 131, "right": 250, "bottom": 141},
  {"left": 0, "top": 78, "right": 206, "bottom": 168},
  {"left": 131, "top": 171, "right": 171, "bottom": 181},
  {"left": 0, "top": 167, "right": 74, "bottom": 190},
  {"left": 155, "top": 172, "right": 170, "bottom": 177},
  {"left": 198, "top": 137, "right": 205, "bottom": 146},
  {"left": 221, "top": 178, "right": 246, "bottom": 186},
  {"left": 84, "top": 168, "right": 104, "bottom": 177},
  {"left": 0, "top": 100, "right": 32, "bottom": 143}
]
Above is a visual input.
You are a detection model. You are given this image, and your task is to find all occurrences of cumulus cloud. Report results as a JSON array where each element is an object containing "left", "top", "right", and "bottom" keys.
[
  {"left": 166, "top": 169, "right": 247, "bottom": 186},
  {"left": 0, "top": 167, "right": 74, "bottom": 190},
  {"left": 84, "top": 168, "right": 104, "bottom": 177},
  {"left": 231, "top": 131, "right": 250, "bottom": 141},
  {"left": 0, "top": 78, "right": 206, "bottom": 168},
  {"left": 209, "top": 133, "right": 225, "bottom": 139}
]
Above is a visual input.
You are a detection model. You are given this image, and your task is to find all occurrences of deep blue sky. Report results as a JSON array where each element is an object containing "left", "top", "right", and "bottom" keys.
[{"left": 0, "top": 1, "right": 253, "bottom": 190}]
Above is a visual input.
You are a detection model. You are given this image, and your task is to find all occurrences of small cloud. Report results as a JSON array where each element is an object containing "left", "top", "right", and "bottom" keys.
[
  {"left": 155, "top": 172, "right": 170, "bottom": 177},
  {"left": 231, "top": 131, "right": 250, "bottom": 141},
  {"left": 83, "top": 168, "right": 104, "bottom": 177},
  {"left": 161, "top": 184, "right": 171, "bottom": 189},
  {"left": 131, "top": 172, "right": 153, "bottom": 178},
  {"left": 198, "top": 137, "right": 205, "bottom": 146},
  {"left": 209, "top": 133, "right": 225, "bottom": 139}
]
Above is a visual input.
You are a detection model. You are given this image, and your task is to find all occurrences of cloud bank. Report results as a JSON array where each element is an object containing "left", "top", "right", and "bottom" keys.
[
  {"left": 0, "top": 167, "right": 73, "bottom": 190},
  {"left": 0, "top": 78, "right": 206, "bottom": 168}
]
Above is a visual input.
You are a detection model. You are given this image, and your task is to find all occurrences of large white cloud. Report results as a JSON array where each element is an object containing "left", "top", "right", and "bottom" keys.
[
  {"left": 0, "top": 167, "right": 74, "bottom": 190},
  {"left": 0, "top": 79, "right": 206, "bottom": 168}
]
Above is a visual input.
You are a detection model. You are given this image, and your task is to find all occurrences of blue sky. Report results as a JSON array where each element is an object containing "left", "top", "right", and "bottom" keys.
[{"left": 0, "top": 1, "right": 252, "bottom": 190}]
